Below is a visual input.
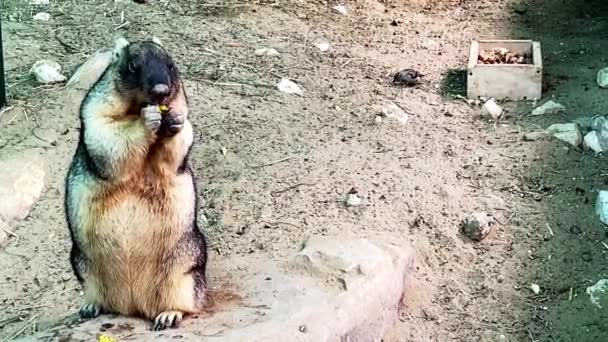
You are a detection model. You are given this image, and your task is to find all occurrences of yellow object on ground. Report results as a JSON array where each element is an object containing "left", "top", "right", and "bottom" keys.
[{"left": 98, "top": 334, "right": 117, "bottom": 342}]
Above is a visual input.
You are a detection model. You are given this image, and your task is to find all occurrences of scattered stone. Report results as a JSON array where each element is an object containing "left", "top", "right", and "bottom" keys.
[
  {"left": 254, "top": 48, "right": 280, "bottom": 57},
  {"left": 378, "top": 99, "right": 409, "bottom": 125},
  {"left": 30, "top": 60, "right": 67, "bottom": 84},
  {"left": 480, "top": 99, "right": 503, "bottom": 119},
  {"left": 530, "top": 100, "right": 565, "bottom": 116},
  {"left": 460, "top": 212, "right": 492, "bottom": 241},
  {"left": 333, "top": 5, "right": 348, "bottom": 15},
  {"left": 595, "top": 191, "right": 608, "bottom": 227},
  {"left": 545, "top": 123, "right": 582, "bottom": 147},
  {"left": 530, "top": 283, "right": 541, "bottom": 295},
  {"left": 345, "top": 193, "right": 362, "bottom": 207},
  {"left": 522, "top": 131, "right": 548, "bottom": 141},
  {"left": 586, "top": 279, "right": 608, "bottom": 308},
  {"left": 583, "top": 131, "right": 604, "bottom": 153},
  {"left": 597, "top": 68, "right": 608, "bottom": 88},
  {"left": 315, "top": 40, "right": 331, "bottom": 52},
  {"left": 33, "top": 12, "right": 50, "bottom": 21},
  {"left": 0, "top": 151, "right": 47, "bottom": 224},
  {"left": 277, "top": 78, "right": 303, "bottom": 96}
]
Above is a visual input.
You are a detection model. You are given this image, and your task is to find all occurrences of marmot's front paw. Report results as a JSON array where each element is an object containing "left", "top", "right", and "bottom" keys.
[
  {"left": 160, "top": 111, "right": 185, "bottom": 136},
  {"left": 141, "top": 105, "right": 162, "bottom": 133}
]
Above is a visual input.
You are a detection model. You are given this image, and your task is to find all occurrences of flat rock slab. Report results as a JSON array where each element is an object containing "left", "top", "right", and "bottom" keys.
[
  {"left": 27, "top": 237, "right": 414, "bottom": 342},
  {"left": 0, "top": 151, "right": 46, "bottom": 224}
]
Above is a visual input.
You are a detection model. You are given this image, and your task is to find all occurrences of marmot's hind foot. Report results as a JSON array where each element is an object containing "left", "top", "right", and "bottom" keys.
[
  {"left": 153, "top": 310, "right": 183, "bottom": 331},
  {"left": 79, "top": 303, "right": 103, "bottom": 319}
]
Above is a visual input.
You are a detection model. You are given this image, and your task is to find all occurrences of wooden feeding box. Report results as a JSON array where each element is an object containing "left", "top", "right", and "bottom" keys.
[{"left": 467, "top": 40, "right": 542, "bottom": 101}]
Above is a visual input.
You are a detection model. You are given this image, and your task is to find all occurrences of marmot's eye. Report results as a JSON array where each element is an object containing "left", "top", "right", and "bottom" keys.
[
  {"left": 168, "top": 64, "right": 175, "bottom": 72},
  {"left": 128, "top": 62, "right": 136, "bottom": 73}
]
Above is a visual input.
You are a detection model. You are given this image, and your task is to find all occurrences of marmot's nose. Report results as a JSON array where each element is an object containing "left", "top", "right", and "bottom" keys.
[{"left": 151, "top": 84, "right": 170, "bottom": 97}]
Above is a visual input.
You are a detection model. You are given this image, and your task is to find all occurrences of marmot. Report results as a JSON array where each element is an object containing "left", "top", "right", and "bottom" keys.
[{"left": 64, "top": 36, "right": 208, "bottom": 331}]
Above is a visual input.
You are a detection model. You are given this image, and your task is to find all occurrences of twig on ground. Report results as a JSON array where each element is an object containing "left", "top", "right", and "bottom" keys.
[
  {"left": 2, "top": 228, "right": 19, "bottom": 240},
  {"left": 545, "top": 223, "right": 554, "bottom": 237},
  {"left": 251, "top": 154, "right": 297, "bottom": 168},
  {"left": 4, "top": 313, "right": 40, "bottom": 341},
  {"left": 270, "top": 182, "right": 318, "bottom": 195}
]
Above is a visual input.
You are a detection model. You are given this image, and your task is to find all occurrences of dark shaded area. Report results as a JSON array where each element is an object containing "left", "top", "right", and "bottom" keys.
[
  {"left": 440, "top": 68, "right": 467, "bottom": 98},
  {"left": 511, "top": 0, "right": 608, "bottom": 341},
  {"left": 0, "top": 19, "right": 6, "bottom": 108}
]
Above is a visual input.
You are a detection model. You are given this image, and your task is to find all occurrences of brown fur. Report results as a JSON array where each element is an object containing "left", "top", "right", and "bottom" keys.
[{"left": 65, "top": 37, "right": 206, "bottom": 330}]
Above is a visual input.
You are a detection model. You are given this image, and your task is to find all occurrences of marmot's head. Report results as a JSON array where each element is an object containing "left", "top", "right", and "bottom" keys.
[{"left": 111, "top": 37, "right": 181, "bottom": 106}]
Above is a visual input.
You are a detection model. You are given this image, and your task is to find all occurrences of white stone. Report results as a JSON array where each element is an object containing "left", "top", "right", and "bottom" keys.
[
  {"left": 345, "top": 194, "right": 362, "bottom": 207},
  {"left": 530, "top": 283, "right": 541, "bottom": 295},
  {"left": 378, "top": 99, "right": 409, "bottom": 125},
  {"left": 0, "top": 151, "right": 46, "bottom": 224},
  {"left": 596, "top": 191, "right": 608, "bottom": 227},
  {"left": 25, "top": 237, "right": 415, "bottom": 342},
  {"left": 597, "top": 68, "right": 608, "bottom": 88},
  {"left": 33, "top": 12, "right": 50, "bottom": 21},
  {"left": 460, "top": 212, "right": 492, "bottom": 241},
  {"left": 333, "top": 5, "right": 348, "bottom": 15},
  {"left": 586, "top": 279, "right": 608, "bottom": 308},
  {"left": 481, "top": 99, "right": 503, "bottom": 119},
  {"left": 584, "top": 131, "right": 604, "bottom": 153},
  {"left": 316, "top": 40, "right": 331, "bottom": 52},
  {"left": 30, "top": 0, "right": 49, "bottom": 4},
  {"left": 545, "top": 123, "right": 582, "bottom": 147},
  {"left": 254, "top": 48, "right": 280, "bottom": 57},
  {"left": 531, "top": 100, "right": 566, "bottom": 116},
  {"left": 277, "top": 78, "right": 303, "bottom": 96},
  {"left": 30, "top": 60, "right": 67, "bottom": 84}
]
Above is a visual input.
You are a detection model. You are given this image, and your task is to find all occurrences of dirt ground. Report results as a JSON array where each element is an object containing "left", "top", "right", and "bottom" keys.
[{"left": 1, "top": 0, "right": 608, "bottom": 341}]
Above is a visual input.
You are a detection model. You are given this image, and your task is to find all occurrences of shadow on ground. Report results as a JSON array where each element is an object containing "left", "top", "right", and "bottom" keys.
[
  {"left": 440, "top": 68, "right": 467, "bottom": 99},
  {"left": 509, "top": 0, "right": 608, "bottom": 340}
]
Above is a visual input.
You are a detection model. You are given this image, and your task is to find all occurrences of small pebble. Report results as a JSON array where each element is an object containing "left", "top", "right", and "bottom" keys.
[
  {"left": 345, "top": 193, "right": 362, "bottom": 207},
  {"left": 530, "top": 283, "right": 541, "bottom": 295}
]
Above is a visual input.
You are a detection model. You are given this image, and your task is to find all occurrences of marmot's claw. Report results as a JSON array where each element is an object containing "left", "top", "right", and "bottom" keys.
[
  {"left": 153, "top": 310, "right": 183, "bottom": 331},
  {"left": 79, "top": 303, "right": 102, "bottom": 319}
]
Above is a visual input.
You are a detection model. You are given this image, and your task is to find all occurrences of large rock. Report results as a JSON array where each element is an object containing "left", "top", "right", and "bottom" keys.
[
  {"left": 597, "top": 68, "right": 608, "bottom": 89},
  {"left": 26, "top": 237, "right": 415, "bottom": 342},
  {"left": 586, "top": 279, "right": 608, "bottom": 308},
  {"left": 0, "top": 151, "right": 47, "bottom": 225},
  {"left": 545, "top": 123, "right": 582, "bottom": 147},
  {"left": 66, "top": 48, "right": 112, "bottom": 91}
]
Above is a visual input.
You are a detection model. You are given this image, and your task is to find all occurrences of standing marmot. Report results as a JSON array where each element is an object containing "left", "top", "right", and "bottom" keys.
[{"left": 64, "top": 36, "right": 208, "bottom": 331}]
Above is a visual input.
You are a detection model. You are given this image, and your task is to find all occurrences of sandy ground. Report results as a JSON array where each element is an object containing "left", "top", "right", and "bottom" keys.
[{"left": 1, "top": 0, "right": 608, "bottom": 341}]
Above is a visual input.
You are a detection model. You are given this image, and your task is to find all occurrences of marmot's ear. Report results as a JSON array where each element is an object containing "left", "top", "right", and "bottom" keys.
[
  {"left": 112, "top": 37, "right": 130, "bottom": 62},
  {"left": 151, "top": 36, "right": 163, "bottom": 47}
]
